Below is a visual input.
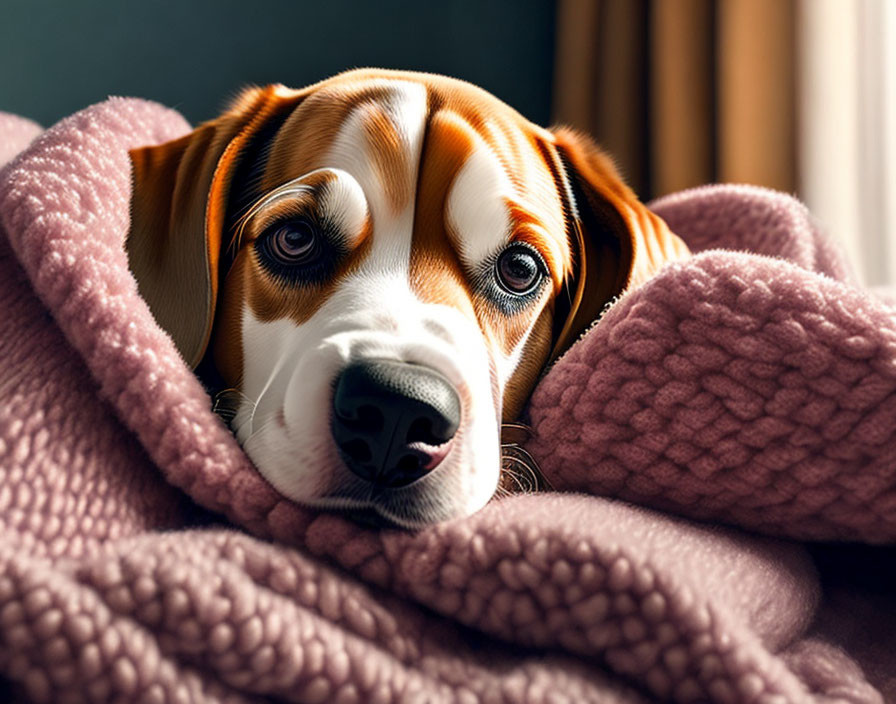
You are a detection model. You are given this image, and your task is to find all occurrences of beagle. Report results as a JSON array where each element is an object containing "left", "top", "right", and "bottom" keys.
[{"left": 127, "top": 69, "right": 689, "bottom": 527}]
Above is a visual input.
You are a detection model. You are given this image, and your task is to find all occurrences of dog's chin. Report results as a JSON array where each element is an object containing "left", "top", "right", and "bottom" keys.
[{"left": 240, "top": 419, "right": 500, "bottom": 528}]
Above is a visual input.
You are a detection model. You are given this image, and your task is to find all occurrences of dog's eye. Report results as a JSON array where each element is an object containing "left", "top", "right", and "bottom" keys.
[
  {"left": 265, "top": 220, "right": 319, "bottom": 264},
  {"left": 495, "top": 245, "right": 544, "bottom": 295},
  {"left": 255, "top": 217, "right": 341, "bottom": 284}
]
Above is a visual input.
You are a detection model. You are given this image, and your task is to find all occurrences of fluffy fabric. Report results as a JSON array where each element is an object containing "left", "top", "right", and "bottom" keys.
[
  {"left": 0, "top": 99, "right": 893, "bottom": 703},
  {"left": 527, "top": 185, "right": 896, "bottom": 542},
  {"left": 0, "top": 113, "right": 41, "bottom": 167}
]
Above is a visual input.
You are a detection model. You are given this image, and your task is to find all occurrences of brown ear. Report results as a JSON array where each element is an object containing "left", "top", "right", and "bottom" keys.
[
  {"left": 548, "top": 127, "right": 690, "bottom": 362},
  {"left": 127, "top": 85, "right": 299, "bottom": 368}
]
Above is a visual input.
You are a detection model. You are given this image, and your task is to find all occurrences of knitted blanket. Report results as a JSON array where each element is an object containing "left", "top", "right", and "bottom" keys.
[{"left": 0, "top": 98, "right": 894, "bottom": 703}]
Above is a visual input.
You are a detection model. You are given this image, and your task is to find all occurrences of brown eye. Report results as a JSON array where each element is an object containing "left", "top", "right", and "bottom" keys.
[
  {"left": 266, "top": 219, "right": 318, "bottom": 263},
  {"left": 256, "top": 217, "right": 339, "bottom": 285},
  {"left": 495, "top": 245, "right": 544, "bottom": 295}
]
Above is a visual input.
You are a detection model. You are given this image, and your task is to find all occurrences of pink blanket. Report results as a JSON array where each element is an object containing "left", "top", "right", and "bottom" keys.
[{"left": 0, "top": 98, "right": 894, "bottom": 703}]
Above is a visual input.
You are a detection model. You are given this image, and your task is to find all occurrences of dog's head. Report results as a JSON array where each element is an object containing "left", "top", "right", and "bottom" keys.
[{"left": 127, "top": 69, "right": 688, "bottom": 527}]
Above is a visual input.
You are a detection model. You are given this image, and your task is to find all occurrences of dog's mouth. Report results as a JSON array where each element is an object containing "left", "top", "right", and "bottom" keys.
[
  {"left": 334, "top": 436, "right": 456, "bottom": 490},
  {"left": 324, "top": 422, "right": 550, "bottom": 527},
  {"left": 410, "top": 439, "right": 453, "bottom": 470}
]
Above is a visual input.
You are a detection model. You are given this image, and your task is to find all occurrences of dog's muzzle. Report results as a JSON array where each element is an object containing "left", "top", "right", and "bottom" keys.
[{"left": 331, "top": 359, "right": 461, "bottom": 488}]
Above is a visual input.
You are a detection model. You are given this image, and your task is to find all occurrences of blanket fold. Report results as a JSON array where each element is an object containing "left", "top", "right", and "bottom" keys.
[
  {"left": 1, "top": 99, "right": 894, "bottom": 703},
  {"left": 527, "top": 186, "right": 896, "bottom": 543}
]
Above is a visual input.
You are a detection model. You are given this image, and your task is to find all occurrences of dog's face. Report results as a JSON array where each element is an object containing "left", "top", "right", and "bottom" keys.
[{"left": 127, "top": 69, "right": 688, "bottom": 527}]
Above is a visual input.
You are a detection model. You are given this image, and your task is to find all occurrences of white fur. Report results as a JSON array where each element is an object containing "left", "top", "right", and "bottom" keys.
[{"left": 446, "top": 129, "right": 515, "bottom": 272}]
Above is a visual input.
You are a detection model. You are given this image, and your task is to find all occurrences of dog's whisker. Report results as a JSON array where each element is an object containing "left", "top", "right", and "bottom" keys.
[
  {"left": 500, "top": 455, "right": 538, "bottom": 493},
  {"left": 500, "top": 422, "right": 533, "bottom": 446},
  {"left": 499, "top": 440, "right": 553, "bottom": 493},
  {"left": 212, "top": 387, "right": 255, "bottom": 423},
  {"left": 242, "top": 410, "right": 283, "bottom": 446},
  {"left": 214, "top": 387, "right": 254, "bottom": 405},
  {"left": 247, "top": 352, "right": 293, "bottom": 436},
  {"left": 229, "top": 195, "right": 270, "bottom": 255}
]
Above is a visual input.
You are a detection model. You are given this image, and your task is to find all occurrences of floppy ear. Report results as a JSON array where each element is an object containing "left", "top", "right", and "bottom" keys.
[
  {"left": 127, "top": 85, "right": 299, "bottom": 368},
  {"left": 548, "top": 127, "right": 690, "bottom": 362}
]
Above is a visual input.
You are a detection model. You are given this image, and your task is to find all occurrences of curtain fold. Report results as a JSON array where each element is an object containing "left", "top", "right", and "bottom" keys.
[
  {"left": 649, "top": 0, "right": 714, "bottom": 196},
  {"left": 552, "top": 0, "right": 796, "bottom": 201},
  {"left": 553, "top": 0, "right": 649, "bottom": 194},
  {"left": 717, "top": 0, "right": 795, "bottom": 192}
]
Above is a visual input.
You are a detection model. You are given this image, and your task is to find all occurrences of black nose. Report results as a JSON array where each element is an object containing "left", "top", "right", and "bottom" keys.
[{"left": 331, "top": 360, "right": 461, "bottom": 488}]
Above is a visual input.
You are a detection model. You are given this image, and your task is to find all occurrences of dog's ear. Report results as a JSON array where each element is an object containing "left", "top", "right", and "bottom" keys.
[
  {"left": 547, "top": 127, "right": 690, "bottom": 362},
  {"left": 127, "top": 85, "right": 299, "bottom": 368}
]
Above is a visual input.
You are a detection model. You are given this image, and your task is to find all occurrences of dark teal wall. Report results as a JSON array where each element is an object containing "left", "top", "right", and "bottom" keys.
[{"left": 1, "top": 0, "right": 556, "bottom": 128}]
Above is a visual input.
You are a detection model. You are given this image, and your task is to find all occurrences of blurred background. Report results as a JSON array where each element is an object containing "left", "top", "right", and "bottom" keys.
[{"left": 2, "top": 0, "right": 894, "bottom": 284}]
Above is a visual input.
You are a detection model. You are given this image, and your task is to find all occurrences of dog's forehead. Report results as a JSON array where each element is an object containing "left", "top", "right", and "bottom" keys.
[{"left": 259, "top": 72, "right": 570, "bottom": 276}]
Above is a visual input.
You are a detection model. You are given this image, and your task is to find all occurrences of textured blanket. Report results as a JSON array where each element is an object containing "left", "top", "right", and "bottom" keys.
[{"left": 1, "top": 98, "right": 895, "bottom": 703}]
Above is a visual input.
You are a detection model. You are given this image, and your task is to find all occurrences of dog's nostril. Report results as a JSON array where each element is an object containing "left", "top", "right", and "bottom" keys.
[{"left": 341, "top": 438, "right": 372, "bottom": 464}]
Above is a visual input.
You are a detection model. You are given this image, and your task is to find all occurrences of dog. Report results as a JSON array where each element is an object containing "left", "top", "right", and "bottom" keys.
[{"left": 126, "top": 69, "right": 689, "bottom": 527}]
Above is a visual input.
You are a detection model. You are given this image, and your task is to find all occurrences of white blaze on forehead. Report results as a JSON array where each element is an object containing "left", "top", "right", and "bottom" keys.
[
  {"left": 321, "top": 80, "right": 428, "bottom": 267},
  {"left": 446, "top": 131, "right": 514, "bottom": 269},
  {"left": 319, "top": 169, "right": 369, "bottom": 240}
]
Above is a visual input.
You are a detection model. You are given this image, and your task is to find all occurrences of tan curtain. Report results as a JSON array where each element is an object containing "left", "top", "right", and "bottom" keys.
[{"left": 552, "top": 0, "right": 796, "bottom": 200}]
